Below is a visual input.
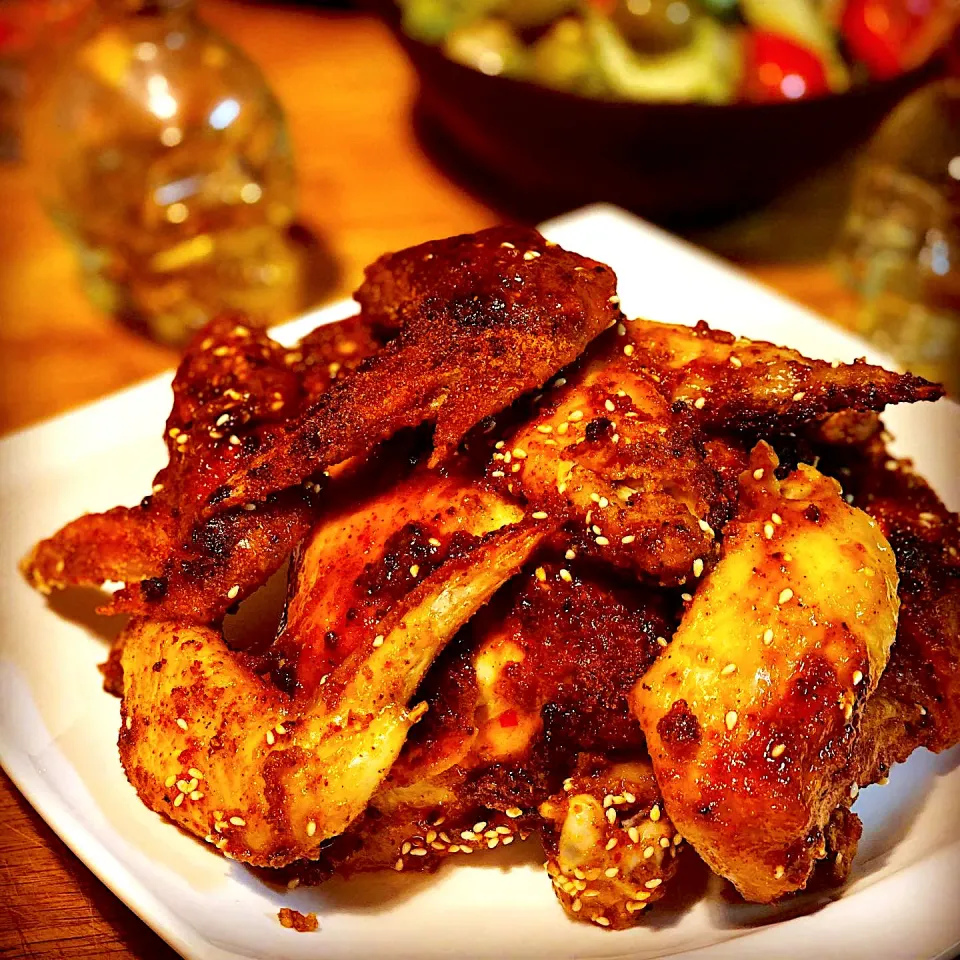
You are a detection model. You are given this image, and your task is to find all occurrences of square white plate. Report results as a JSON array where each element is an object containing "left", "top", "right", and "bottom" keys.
[{"left": 1, "top": 205, "right": 958, "bottom": 960}]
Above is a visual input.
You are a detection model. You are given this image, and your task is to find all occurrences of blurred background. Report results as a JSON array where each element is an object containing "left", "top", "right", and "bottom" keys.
[
  {"left": 0, "top": 0, "right": 957, "bottom": 432},
  {"left": 0, "top": 3, "right": 957, "bottom": 956}
]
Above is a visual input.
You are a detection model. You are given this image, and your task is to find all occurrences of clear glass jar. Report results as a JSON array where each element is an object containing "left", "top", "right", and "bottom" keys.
[
  {"left": 33, "top": 0, "right": 301, "bottom": 346},
  {"left": 834, "top": 78, "right": 960, "bottom": 394}
]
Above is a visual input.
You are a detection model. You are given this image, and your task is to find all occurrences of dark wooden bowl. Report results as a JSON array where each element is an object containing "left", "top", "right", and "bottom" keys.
[{"left": 367, "top": 0, "right": 939, "bottom": 222}]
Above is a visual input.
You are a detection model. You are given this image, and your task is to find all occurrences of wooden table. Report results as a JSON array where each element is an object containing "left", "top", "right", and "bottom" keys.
[{"left": 0, "top": 3, "right": 862, "bottom": 956}]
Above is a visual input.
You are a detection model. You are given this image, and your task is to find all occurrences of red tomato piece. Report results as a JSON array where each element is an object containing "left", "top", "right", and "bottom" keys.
[{"left": 740, "top": 30, "right": 831, "bottom": 102}]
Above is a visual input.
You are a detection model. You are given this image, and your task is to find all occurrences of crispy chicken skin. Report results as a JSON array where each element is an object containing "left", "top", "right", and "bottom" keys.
[
  {"left": 119, "top": 516, "right": 544, "bottom": 867},
  {"left": 540, "top": 757, "right": 682, "bottom": 929},
  {"left": 207, "top": 227, "right": 621, "bottom": 514},
  {"left": 818, "top": 438, "right": 960, "bottom": 786},
  {"left": 489, "top": 328, "right": 721, "bottom": 587},
  {"left": 632, "top": 443, "right": 900, "bottom": 903},
  {"left": 627, "top": 319, "right": 942, "bottom": 434},
  {"left": 23, "top": 313, "right": 380, "bottom": 617},
  {"left": 274, "top": 458, "right": 532, "bottom": 697}
]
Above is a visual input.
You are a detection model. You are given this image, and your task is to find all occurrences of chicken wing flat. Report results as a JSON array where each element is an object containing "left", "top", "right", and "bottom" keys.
[
  {"left": 487, "top": 327, "right": 721, "bottom": 587},
  {"left": 203, "top": 227, "right": 620, "bottom": 516},
  {"left": 23, "top": 312, "right": 380, "bottom": 615},
  {"left": 625, "top": 319, "right": 941, "bottom": 434},
  {"left": 632, "top": 443, "right": 900, "bottom": 903},
  {"left": 272, "top": 455, "right": 535, "bottom": 698}
]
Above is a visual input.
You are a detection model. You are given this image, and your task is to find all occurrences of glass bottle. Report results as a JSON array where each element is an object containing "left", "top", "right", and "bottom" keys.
[
  {"left": 32, "top": 0, "right": 301, "bottom": 346},
  {"left": 834, "top": 78, "right": 960, "bottom": 394}
]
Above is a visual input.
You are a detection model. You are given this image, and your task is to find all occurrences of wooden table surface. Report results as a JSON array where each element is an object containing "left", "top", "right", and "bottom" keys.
[{"left": 0, "top": 2, "right": 863, "bottom": 957}]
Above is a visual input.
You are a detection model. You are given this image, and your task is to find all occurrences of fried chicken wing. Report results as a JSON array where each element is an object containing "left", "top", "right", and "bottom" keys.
[
  {"left": 627, "top": 319, "right": 941, "bottom": 434},
  {"left": 540, "top": 756, "right": 682, "bottom": 929},
  {"left": 488, "top": 328, "right": 722, "bottom": 586},
  {"left": 273, "top": 458, "right": 532, "bottom": 697},
  {"left": 632, "top": 443, "right": 900, "bottom": 903},
  {"left": 204, "top": 227, "right": 620, "bottom": 515},
  {"left": 119, "top": 517, "right": 544, "bottom": 867},
  {"left": 23, "top": 313, "right": 380, "bottom": 618}
]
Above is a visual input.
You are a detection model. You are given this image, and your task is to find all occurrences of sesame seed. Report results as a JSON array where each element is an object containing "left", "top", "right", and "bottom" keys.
[
  {"left": 394, "top": 858, "right": 404, "bottom": 871},
  {"left": 721, "top": 663, "right": 737, "bottom": 676},
  {"left": 512, "top": 448, "right": 527, "bottom": 459},
  {"left": 605, "top": 399, "right": 616, "bottom": 413},
  {"left": 852, "top": 670, "right": 863, "bottom": 685},
  {"left": 306, "top": 820, "right": 317, "bottom": 837},
  {"left": 628, "top": 827, "right": 641, "bottom": 844},
  {"left": 568, "top": 410, "right": 583, "bottom": 421},
  {"left": 565, "top": 548, "right": 576, "bottom": 560},
  {"left": 523, "top": 250, "right": 540, "bottom": 260},
  {"left": 503, "top": 835, "right": 515, "bottom": 845},
  {"left": 844, "top": 702, "right": 854, "bottom": 721},
  {"left": 228, "top": 435, "right": 241, "bottom": 446},
  {"left": 753, "top": 468, "right": 765, "bottom": 480},
  {"left": 176, "top": 718, "right": 188, "bottom": 731},
  {"left": 730, "top": 356, "right": 742, "bottom": 368},
  {"left": 660, "top": 837, "right": 670, "bottom": 848},
  {"left": 778, "top": 588, "right": 794, "bottom": 605},
  {"left": 693, "top": 558, "right": 704, "bottom": 578},
  {"left": 763, "top": 628, "right": 774, "bottom": 645},
  {"left": 409, "top": 564, "right": 420, "bottom": 577},
  {"left": 606, "top": 808, "right": 617, "bottom": 823},
  {"left": 165, "top": 775, "right": 176, "bottom": 788},
  {"left": 725, "top": 711, "right": 738, "bottom": 731},
  {"left": 491, "top": 470, "right": 505, "bottom": 478},
  {"left": 649, "top": 804, "right": 661, "bottom": 822},
  {"left": 410, "top": 848, "right": 427, "bottom": 857},
  {"left": 505, "top": 807, "right": 523, "bottom": 818},
  {"left": 624, "top": 344, "right": 635, "bottom": 356},
  {"left": 559, "top": 568, "right": 572, "bottom": 582},
  {"left": 266, "top": 730, "right": 275, "bottom": 745},
  {"left": 622, "top": 535, "right": 636, "bottom": 544},
  {"left": 793, "top": 391, "right": 806, "bottom": 402},
  {"left": 605, "top": 838, "right": 618, "bottom": 851},
  {"left": 190, "top": 791, "right": 203, "bottom": 801},
  {"left": 772, "top": 513, "right": 783, "bottom": 525},
  {"left": 774, "top": 866, "right": 785, "bottom": 879},
  {"left": 681, "top": 593, "right": 693, "bottom": 602},
  {"left": 764, "top": 523, "right": 775, "bottom": 539},
  {"left": 188, "top": 768, "right": 203, "bottom": 779},
  {"left": 698, "top": 519, "right": 714, "bottom": 535},
  {"left": 850, "top": 783, "right": 859, "bottom": 799},
  {"left": 537, "top": 424, "right": 553, "bottom": 434},
  {"left": 645, "top": 878, "right": 662, "bottom": 889},
  {"left": 604, "top": 867, "right": 619, "bottom": 878},
  {"left": 771, "top": 743, "right": 786, "bottom": 758},
  {"left": 657, "top": 636, "right": 668, "bottom": 647},
  {"left": 556, "top": 422, "right": 569, "bottom": 435},
  {"left": 173, "top": 793, "right": 184, "bottom": 807},
  {"left": 227, "top": 584, "right": 240, "bottom": 600},
  {"left": 532, "top": 511, "right": 548, "bottom": 520},
  {"left": 572, "top": 898, "right": 582, "bottom": 913},
  {"left": 275, "top": 723, "right": 286, "bottom": 735},
  {"left": 598, "top": 496, "right": 609, "bottom": 508},
  {"left": 694, "top": 397, "right": 706, "bottom": 410},
  {"left": 593, "top": 916, "right": 610, "bottom": 927},
  {"left": 535, "top": 566, "right": 547, "bottom": 582}
]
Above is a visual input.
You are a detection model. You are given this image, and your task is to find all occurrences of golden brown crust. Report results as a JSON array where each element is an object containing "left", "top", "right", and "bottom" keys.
[{"left": 632, "top": 444, "right": 900, "bottom": 903}]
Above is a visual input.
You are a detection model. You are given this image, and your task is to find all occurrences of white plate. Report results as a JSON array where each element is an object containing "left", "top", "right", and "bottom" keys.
[{"left": 1, "top": 205, "right": 958, "bottom": 960}]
